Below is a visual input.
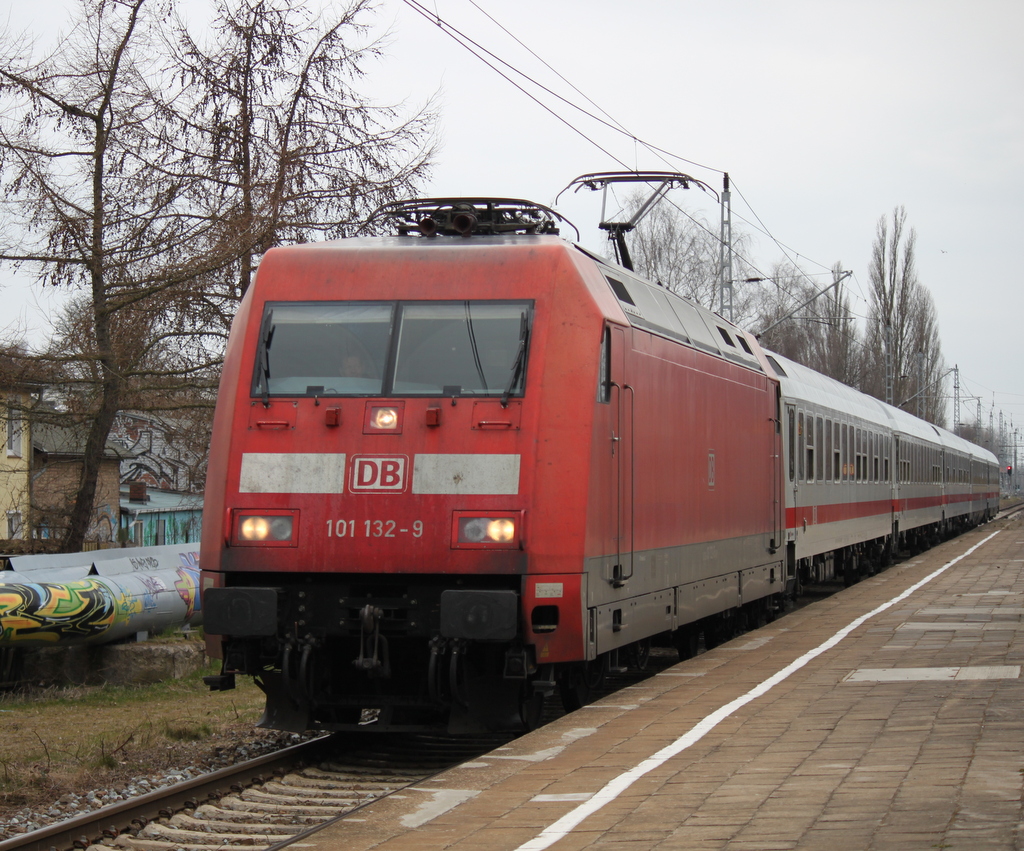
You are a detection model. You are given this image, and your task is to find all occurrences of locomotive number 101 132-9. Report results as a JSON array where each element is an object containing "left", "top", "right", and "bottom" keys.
[{"left": 327, "top": 519, "right": 424, "bottom": 538}]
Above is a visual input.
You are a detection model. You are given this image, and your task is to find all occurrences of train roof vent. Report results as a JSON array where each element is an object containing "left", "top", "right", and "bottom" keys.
[{"left": 367, "top": 197, "right": 579, "bottom": 240}]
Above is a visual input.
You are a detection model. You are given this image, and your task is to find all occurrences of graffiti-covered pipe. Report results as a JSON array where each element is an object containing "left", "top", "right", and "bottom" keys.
[{"left": 0, "top": 545, "right": 201, "bottom": 647}]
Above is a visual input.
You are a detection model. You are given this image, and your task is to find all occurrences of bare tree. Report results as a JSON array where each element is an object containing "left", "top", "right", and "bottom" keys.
[
  {"left": 0, "top": 0, "right": 203, "bottom": 550},
  {"left": 746, "top": 260, "right": 862, "bottom": 386},
  {"left": 861, "top": 207, "right": 946, "bottom": 425},
  {"left": 626, "top": 195, "right": 722, "bottom": 306},
  {"left": 169, "top": 0, "right": 437, "bottom": 298},
  {"left": 623, "top": 191, "right": 759, "bottom": 322},
  {"left": 0, "top": 0, "right": 435, "bottom": 550},
  {"left": 749, "top": 261, "right": 817, "bottom": 364},
  {"left": 806, "top": 263, "right": 861, "bottom": 386}
]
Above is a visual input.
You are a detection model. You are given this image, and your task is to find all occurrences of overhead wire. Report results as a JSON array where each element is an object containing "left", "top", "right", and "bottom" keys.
[
  {"left": 461, "top": 0, "right": 723, "bottom": 178},
  {"left": 399, "top": 0, "right": 627, "bottom": 166},
  {"left": 406, "top": 2, "right": 1020, "bottom": 426},
  {"left": 402, "top": 0, "right": 852, "bottom": 300},
  {"left": 402, "top": 1, "right": 886, "bottom": 361}
]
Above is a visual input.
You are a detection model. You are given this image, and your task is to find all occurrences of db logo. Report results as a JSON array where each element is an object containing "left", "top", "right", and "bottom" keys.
[{"left": 350, "top": 455, "right": 408, "bottom": 492}]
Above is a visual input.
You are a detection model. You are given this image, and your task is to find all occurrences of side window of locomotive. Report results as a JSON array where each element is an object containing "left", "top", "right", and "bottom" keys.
[
  {"left": 597, "top": 326, "right": 611, "bottom": 404},
  {"left": 393, "top": 302, "right": 530, "bottom": 397},
  {"left": 252, "top": 302, "right": 393, "bottom": 397}
]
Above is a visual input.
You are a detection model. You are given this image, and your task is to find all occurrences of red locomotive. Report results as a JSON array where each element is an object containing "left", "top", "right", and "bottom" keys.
[{"left": 201, "top": 195, "right": 999, "bottom": 733}]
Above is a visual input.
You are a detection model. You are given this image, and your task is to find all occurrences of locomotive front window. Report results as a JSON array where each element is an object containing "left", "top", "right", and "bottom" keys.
[
  {"left": 253, "top": 303, "right": 394, "bottom": 398},
  {"left": 393, "top": 303, "right": 529, "bottom": 397},
  {"left": 253, "top": 300, "right": 531, "bottom": 398}
]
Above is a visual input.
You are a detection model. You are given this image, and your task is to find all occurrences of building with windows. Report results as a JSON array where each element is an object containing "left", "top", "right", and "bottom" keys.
[
  {"left": 1, "top": 389, "right": 31, "bottom": 540},
  {"left": 1, "top": 392, "right": 125, "bottom": 546},
  {"left": 119, "top": 482, "right": 203, "bottom": 546}
]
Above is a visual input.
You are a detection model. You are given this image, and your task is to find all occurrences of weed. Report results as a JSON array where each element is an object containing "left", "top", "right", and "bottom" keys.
[
  {"left": 164, "top": 722, "right": 213, "bottom": 742},
  {"left": 0, "top": 655, "right": 265, "bottom": 819}
]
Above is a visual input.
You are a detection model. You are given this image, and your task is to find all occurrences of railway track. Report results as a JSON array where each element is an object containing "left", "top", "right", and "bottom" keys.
[
  {"left": 0, "top": 733, "right": 514, "bottom": 851},
  {"left": 12, "top": 513, "right": 1014, "bottom": 851},
  {"left": 0, "top": 652, "right": 681, "bottom": 851}
]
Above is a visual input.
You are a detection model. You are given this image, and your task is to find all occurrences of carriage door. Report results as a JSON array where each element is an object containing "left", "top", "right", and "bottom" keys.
[
  {"left": 784, "top": 403, "right": 798, "bottom": 582},
  {"left": 609, "top": 325, "right": 634, "bottom": 586},
  {"left": 786, "top": 404, "right": 798, "bottom": 501},
  {"left": 892, "top": 434, "right": 901, "bottom": 540}
]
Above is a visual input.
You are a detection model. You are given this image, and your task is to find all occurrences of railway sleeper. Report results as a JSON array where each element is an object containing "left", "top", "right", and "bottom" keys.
[
  {"left": 168, "top": 813, "right": 305, "bottom": 836},
  {"left": 140, "top": 821, "right": 279, "bottom": 846},
  {"left": 193, "top": 803, "right": 325, "bottom": 825},
  {"left": 238, "top": 786, "right": 356, "bottom": 807},
  {"left": 213, "top": 795, "right": 342, "bottom": 815}
]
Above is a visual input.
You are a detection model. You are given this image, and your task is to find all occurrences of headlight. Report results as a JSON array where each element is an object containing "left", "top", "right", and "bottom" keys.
[
  {"left": 371, "top": 407, "right": 399, "bottom": 429},
  {"left": 363, "top": 402, "right": 404, "bottom": 433},
  {"left": 233, "top": 512, "right": 297, "bottom": 546},
  {"left": 453, "top": 512, "right": 522, "bottom": 548}
]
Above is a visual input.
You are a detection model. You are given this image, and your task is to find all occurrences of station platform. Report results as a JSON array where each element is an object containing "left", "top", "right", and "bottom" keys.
[{"left": 299, "top": 512, "right": 1024, "bottom": 851}]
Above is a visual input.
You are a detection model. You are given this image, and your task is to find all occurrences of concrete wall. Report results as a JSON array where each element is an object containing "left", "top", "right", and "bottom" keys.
[{"left": 19, "top": 640, "right": 207, "bottom": 686}]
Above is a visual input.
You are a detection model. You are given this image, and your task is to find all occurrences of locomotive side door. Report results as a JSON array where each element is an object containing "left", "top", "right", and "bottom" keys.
[
  {"left": 609, "top": 324, "right": 634, "bottom": 584},
  {"left": 771, "top": 385, "right": 784, "bottom": 553}
]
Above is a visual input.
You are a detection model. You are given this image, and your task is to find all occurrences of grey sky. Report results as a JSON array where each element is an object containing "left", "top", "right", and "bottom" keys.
[{"left": 5, "top": 0, "right": 1023, "bottom": 432}]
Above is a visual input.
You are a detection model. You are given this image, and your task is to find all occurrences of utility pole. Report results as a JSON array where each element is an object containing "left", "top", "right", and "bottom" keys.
[
  {"left": 916, "top": 351, "right": 924, "bottom": 419},
  {"left": 718, "top": 173, "right": 733, "bottom": 322},
  {"left": 990, "top": 399, "right": 995, "bottom": 453},
  {"left": 953, "top": 365, "right": 960, "bottom": 435},
  {"left": 884, "top": 323, "right": 894, "bottom": 406}
]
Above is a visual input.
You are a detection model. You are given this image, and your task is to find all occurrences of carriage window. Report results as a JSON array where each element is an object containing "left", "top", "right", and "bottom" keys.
[
  {"left": 825, "top": 419, "right": 833, "bottom": 482},
  {"left": 851, "top": 430, "right": 860, "bottom": 483},
  {"left": 798, "top": 412, "right": 805, "bottom": 482},
  {"left": 816, "top": 416, "right": 824, "bottom": 481},
  {"left": 252, "top": 300, "right": 532, "bottom": 398},
  {"left": 841, "top": 423, "right": 849, "bottom": 481},
  {"left": 806, "top": 415, "right": 815, "bottom": 483},
  {"left": 788, "top": 407, "right": 796, "bottom": 482},
  {"left": 833, "top": 422, "right": 841, "bottom": 481}
]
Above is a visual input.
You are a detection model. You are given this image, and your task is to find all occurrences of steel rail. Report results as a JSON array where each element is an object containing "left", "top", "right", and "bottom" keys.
[{"left": 0, "top": 737, "right": 328, "bottom": 851}]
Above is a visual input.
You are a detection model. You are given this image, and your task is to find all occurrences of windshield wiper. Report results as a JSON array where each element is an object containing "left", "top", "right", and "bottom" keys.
[
  {"left": 464, "top": 301, "right": 488, "bottom": 393},
  {"left": 501, "top": 312, "right": 530, "bottom": 407},
  {"left": 257, "top": 310, "right": 276, "bottom": 407}
]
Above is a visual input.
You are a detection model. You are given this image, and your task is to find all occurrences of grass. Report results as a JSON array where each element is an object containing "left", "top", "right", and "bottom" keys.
[{"left": 0, "top": 648, "right": 268, "bottom": 816}]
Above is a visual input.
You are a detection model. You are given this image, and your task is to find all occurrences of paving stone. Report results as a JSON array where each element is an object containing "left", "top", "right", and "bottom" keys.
[{"left": 292, "top": 518, "right": 1024, "bottom": 851}]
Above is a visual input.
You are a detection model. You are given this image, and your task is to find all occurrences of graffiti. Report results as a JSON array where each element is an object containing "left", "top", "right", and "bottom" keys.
[
  {"left": 137, "top": 574, "right": 167, "bottom": 611},
  {"left": 112, "top": 413, "right": 208, "bottom": 492},
  {"left": 88, "top": 504, "right": 117, "bottom": 545},
  {"left": 0, "top": 546, "right": 207, "bottom": 646},
  {"left": 174, "top": 566, "right": 201, "bottom": 620},
  {"left": 0, "top": 581, "right": 116, "bottom": 644},
  {"left": 129, "top": 556, "right": 161, "bottom": 572}
]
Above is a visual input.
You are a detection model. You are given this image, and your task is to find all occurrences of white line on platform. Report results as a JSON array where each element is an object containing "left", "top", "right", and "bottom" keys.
[{"left": 513, "top": 529, "right": 1002, "bottom": 851}]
